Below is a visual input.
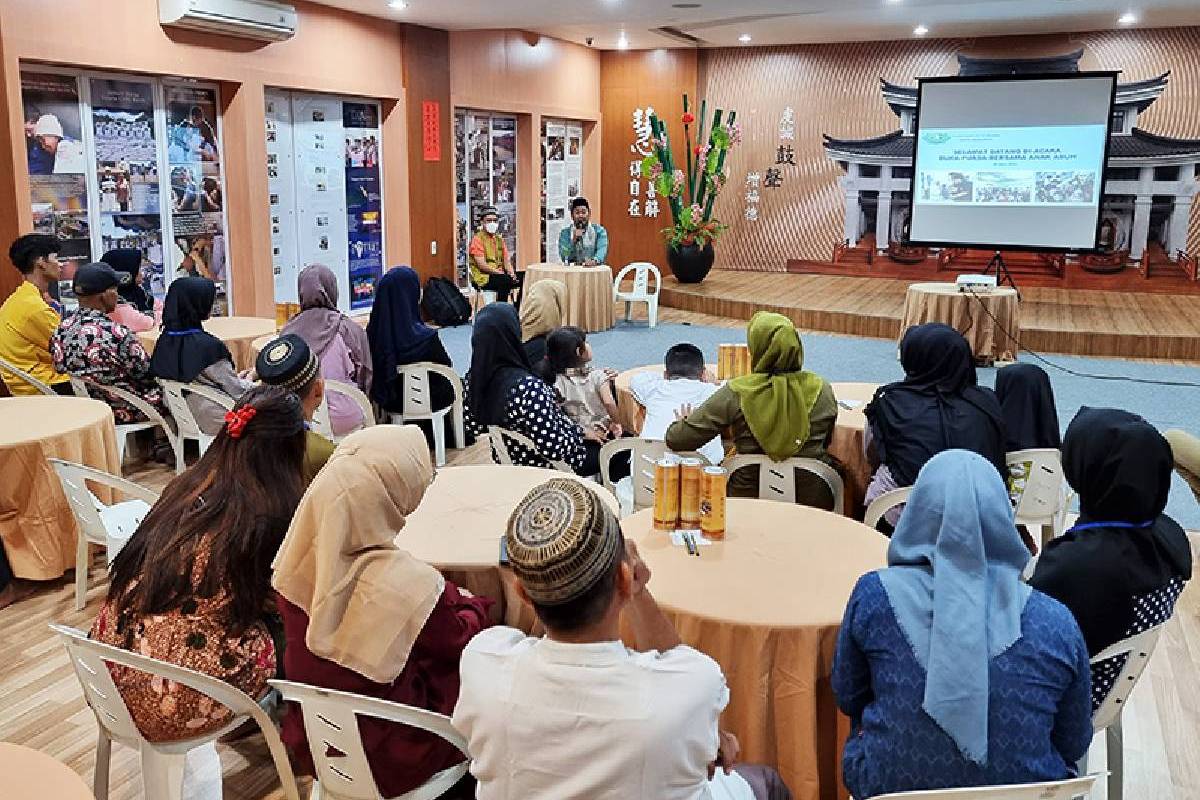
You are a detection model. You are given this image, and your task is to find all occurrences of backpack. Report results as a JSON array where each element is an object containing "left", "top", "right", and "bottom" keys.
[{"left": 421, "top": 277, "right": 472, "bottom": 327}]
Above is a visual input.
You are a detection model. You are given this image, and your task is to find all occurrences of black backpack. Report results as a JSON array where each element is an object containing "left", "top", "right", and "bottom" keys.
[{"left": 421, "top": 277, "right": 472, "bottom": 327}]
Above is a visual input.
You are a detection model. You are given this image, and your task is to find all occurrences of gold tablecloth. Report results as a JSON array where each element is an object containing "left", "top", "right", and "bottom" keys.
[
  {"left": 0, "top": 743, "right": 95, "bottom": 800},
  {"left": 613, "top": 363, "right": 719, "bottom": 435},
  {"left": 523, "top": 264, "right": 615, "bottom": 332},
  {"left": 0, "top": 397, "right": 119, "bottom": 580},
  {"left": 828, "top": 382, "right": 878, "bottom": 520},
  {"left": 624, "top": 500, "right": 887, "bottom": 800},
  {"left": 137, "top": 316, "right": 278, "bottom": 371},
  {"left": 899, "top": 282, "right": 1019, "bottom": 363},
  {"left": 397, "top": 465, "right": 619, "bottom": 630}
]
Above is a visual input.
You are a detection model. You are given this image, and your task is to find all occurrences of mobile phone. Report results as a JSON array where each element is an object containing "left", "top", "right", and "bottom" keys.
[{"left": 499, "top": 536, "right": 509, "bottom": 566}]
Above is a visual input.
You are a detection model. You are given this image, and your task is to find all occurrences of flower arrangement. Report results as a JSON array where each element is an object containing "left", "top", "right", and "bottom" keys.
[{"left": 640, "top": 95, "right": 740, "bottom": 249}]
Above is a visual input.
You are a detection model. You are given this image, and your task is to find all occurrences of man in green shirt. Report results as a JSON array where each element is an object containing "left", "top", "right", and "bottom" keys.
[
  {"left": 255, "top": 333, "right": 335, "bottom": 485},
  {"left": 558, "top": 197, "right": 609, "bottom": 266}
]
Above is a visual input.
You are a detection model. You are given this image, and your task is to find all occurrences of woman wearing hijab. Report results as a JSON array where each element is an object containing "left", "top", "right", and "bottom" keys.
[
  {"left": 282, "top": 263, "right": 372, "bottom": 435},
  {"left": 520, "top": 279, "right": 567, "bottom": 365},
  {"left": 150, "top": 276, "right": 252, "bottom": 435},
  {"left": 100, "top": 248, "right": 157, "bottom": 332},
  {"left": 994, "top": 363, "right": 1061, "bottom": 451},
  {"left": 833, "top": 450, "right": 1092, "bottom": 798},
  {"left": 463, "top": 303, "right": 590, "bottom": 473},
  {"left": 273, "top": 426, "right": 492, "bottom": 798},
  {"left": 666, "top": 312, "right": 838, "bottom": 507},
  {"left": 1030, "top": 408, "right": 1192, "bottom": 710},
  {"left": 864, "top": 323, "right": 1006, "bottom": 525}
]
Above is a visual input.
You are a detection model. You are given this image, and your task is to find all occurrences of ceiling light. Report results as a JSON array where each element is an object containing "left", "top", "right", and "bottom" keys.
[
  {"left": 1118, "top": 11, "right": 1138, "bottom": 25},
  {"left": 886, "top": 0, "right": 903, "bottom": 3},
  {"left": 387, "top": 0, "right": 407, "bottom": 8},
  {"left": 617, "top": 32, "right": 629, "bottom": 49},
  {"left": 913, "top": 24, "right": 929, "bottom": 36},
  {"left": 738, "top": 33, "right": 752, "bottom": 44}
]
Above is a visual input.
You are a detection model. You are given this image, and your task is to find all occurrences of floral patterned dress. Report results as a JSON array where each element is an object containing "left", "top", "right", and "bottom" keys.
[{"left": 89, "top": 542, "right": 275, "bottom": 742}]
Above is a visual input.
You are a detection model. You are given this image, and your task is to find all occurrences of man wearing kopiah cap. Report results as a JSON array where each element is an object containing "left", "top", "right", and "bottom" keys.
[
  {"left": 468, "top": 205, "right": 521, "bottom": 303},
  {"left": 452, "top": 479, "right": 792, "bottom": 800},
  {"left": 255, "top": 333, "right": 335, "bottom": 485},
  {"left": 30, "top": 113, "right": 86, "bottom": 174}
]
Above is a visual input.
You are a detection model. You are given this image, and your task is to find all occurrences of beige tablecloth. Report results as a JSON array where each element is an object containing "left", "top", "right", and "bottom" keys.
[
  {"left": 523, "top": 263, "right": 615, "bottom": 332},
  {"left": 829, "top": 382, "right": 878, "bottom": 520},
  {"left": 0, "top": 397, "right": 119, "bottom": 580},
  {"left": 899, "top": 282, "right": 1019, "bottom": 363},
  {"left": 137, "top": 316, "right": 278, "bottom": 371},
  {"left": 0, "top": 743, "right": 95, "bottom": 800},
  {"left": 613, "top": 363, "right": 718, "bottom": 434},
  {"left": 398, "top": 465, "right": 619, "bottom": 629},
  {"left": 623, "top": 500, "right": 887, "bottom": 800}
]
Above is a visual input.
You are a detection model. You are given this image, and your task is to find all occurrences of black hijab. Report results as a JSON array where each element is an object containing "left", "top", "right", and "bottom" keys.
[
  {"left": 149, "top": 277, "right": 231, "bottom": 383},
  {"left": 1030, "top": 407, "right": 1193, "bottom": 654},
  {"left": 467, "top": 303, "right": 535, "bottom": 427},
  {"left": 101, "top": 248, "right": 153, "bottom": 313},
  {"left": 865, "top": 322, "right": 1006, "bottom": 486},
  {"left": 994, "top": 363, "right": 1062, "bottom": 451},
  {"left": 365, "top": 267, "right": 440, "bottom": 406}
]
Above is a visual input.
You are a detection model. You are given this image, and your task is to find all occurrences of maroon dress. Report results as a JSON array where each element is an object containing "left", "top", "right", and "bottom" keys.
[{"left": 278, "top": 582, "right": 492, "bottom": 797}]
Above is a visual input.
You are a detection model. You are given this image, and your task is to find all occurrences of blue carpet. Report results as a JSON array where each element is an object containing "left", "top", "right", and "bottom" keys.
[{"left": 439, "top": 318, "right": 1200, "bottom": 528}]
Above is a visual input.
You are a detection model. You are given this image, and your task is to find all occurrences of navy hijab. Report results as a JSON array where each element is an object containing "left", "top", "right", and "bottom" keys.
[
  {"left": 101, "top": 248, "right": 153, "bottom": 313},
  {"left": 995, "top": 363, "right": 1061, "bottom": 451},
  {"left": 149, "top": 277, "right": 230, "bottom": 382},
  {"left": 365, "top": 267, "right": 439, "bottom": 406},
  {"left": 468, "top": 303, "right": 535, "bottom": 427}
]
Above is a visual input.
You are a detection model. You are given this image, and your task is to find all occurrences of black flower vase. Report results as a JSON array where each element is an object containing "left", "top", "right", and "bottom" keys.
[{"left": 666, "top": 241, "right": 715, "bottom": 283}]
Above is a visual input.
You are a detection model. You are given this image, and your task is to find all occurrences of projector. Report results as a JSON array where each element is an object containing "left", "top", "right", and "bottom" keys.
[{"left": 956, "top": 274, "right": 998, "bottom": 293}]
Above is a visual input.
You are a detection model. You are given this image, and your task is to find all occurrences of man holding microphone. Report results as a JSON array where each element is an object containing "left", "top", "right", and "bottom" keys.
[{"left": 558, "top": 197, "right": 609, "bottom": 266}]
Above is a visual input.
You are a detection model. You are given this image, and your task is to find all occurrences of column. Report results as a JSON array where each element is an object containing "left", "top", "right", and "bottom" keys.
[
  {"left": 1167, "top": 190, "right": 1194, "bottom": 258},
  {"left": 875, "top": 166, "right": 893, "bottom": 250},
  {"left": 842, "top": 164, "right": 861, "bottom": 247},
  {"left": 1130, "top": 196, "right": 1153, "bottom": 260}
]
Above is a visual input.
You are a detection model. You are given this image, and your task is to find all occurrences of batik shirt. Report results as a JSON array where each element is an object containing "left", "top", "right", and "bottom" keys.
[{"left": 51, "top": 306, "right": 165, "bottom": 423}]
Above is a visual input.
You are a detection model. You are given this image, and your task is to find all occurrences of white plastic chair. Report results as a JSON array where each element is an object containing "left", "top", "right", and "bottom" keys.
[
  {"left": 70, "top": 375, "right": 182, "bottom": 471},
  {"left": 488, "top": 425, "right": 573, "bottom": 473},
  {"left": 725, "top": 454, "right": 845, "bottom": 515},
  {"left": 863, "top": 486, "right": 912, "bottom": 530},
  {"left": 51, "top": 623, "right": 302, "bottom": 800},
  {"left": 598, "top": 438, "right": 710, "bottom": 518},
  {"left": 1083, "top": 625, "right": 1164, "bottom": 800},
  {"left": 612, "top": 262, "right": 661, "bottom": 327},
  {"left": 157, "top": 378, "right": 236, "bottom": 457},
  {"left": 313, "top": 379, "right": 377, "bottom": 442},
  {"left": 0, "top": 353, "right": 58, "bottom": 395},
  {"left": 389, "top": 363, "right": 465, "bottom": 467},
  {"left": 1006, "top": 448, "right": 1067, "bottom": 547},
  {"left": 270, "top": 679, "right": 469, "bottom": 800},
  {"left": 864, "top": 775, "right": 1098, "bottom": 799},
  {"left": 48, "top": 458, "right": 159, "bottom": 611}
]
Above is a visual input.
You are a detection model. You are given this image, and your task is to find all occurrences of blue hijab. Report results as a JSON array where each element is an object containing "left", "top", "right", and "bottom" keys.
[
  {"left": 878, "top": 449, "right": 1032, "bottom": 765},
  {"left": 365, "top": 267, "right": 438, "bottom": 406}
]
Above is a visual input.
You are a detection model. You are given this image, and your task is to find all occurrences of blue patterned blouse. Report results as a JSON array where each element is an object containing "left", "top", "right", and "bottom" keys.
[{"left": 833, "top": 572, "right": 1093, "bottom": 799}]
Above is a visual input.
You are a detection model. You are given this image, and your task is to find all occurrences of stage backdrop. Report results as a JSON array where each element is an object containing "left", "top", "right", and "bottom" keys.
[{"left": 606, "top": 27, "right": 1200, "bottom": 272}]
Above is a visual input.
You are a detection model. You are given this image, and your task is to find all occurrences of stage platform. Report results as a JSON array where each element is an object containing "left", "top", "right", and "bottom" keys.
[{"left": 658, "top": 271, "right": 1200, "bottom": 361}]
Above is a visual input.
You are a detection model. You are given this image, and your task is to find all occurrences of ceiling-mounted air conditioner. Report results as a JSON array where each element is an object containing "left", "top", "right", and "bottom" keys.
[{"left": 159, "top": 0, "right": 298, "bottom": 43}]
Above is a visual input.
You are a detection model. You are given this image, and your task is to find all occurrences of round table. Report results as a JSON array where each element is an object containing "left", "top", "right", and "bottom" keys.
[
  {"left": 828, "top": 382, "right": 878, "bottom": 520},
  {"left": 623, "top": 499, "right": 887, "bottom": 800},
  {"left": 523, "top": 263, "right": 614, "bottom": 332},
  {"left": 0, "top": 397, "right": 119, "bottom": 581},
  {"left": 137, "top": 316, "right": 278, "bottom": 371},
  {"left": 0, "top": 743, "right": 94, "bottom": 799},
  {"left": 398, "top": 465, "right": 619, "bottom": 628},
  {"left": 899, "top": 282, "right": 1019, "bottom": 364},
  {"left": 613, "top": 363, "right": 718, "bottom": 434}
]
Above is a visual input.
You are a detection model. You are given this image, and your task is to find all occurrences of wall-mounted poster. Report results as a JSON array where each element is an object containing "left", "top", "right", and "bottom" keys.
[
  {"left": 343, "top": 101, "right": 383, "bottom": 310},
  {"left": 454, "top": 110, "right": 518, "bottom": 284},
  {"left": 265, "top": 90, "right": 299, "bottom": 307},
  {"left": 542, "top": 118, "right": 586, "bottom": 263}
]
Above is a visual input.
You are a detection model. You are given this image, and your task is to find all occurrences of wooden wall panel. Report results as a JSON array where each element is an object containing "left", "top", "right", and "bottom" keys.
[
  {"left": 599, "top": 49, "right": 698, "bottom": 271},
  {"left": 403, "top": 25, "right": 454, "bottom": 282}
]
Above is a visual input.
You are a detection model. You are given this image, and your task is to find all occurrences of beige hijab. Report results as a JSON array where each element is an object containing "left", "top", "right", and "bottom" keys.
[
  {"left": 271, "top": 425, "right": 444, "bottom": 684},
  {"left": 520, "top": 279, "right": 567, "bottom": 342}
]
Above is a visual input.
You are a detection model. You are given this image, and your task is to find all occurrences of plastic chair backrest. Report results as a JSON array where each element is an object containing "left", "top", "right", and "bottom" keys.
[
  {"left": 312, "top": 380, "right": 376, "bottom": 441},
  {"left": 48, "top": 458, "right": 159, "bottom": 546},
  {"left": 1006, "top": 448, "right": 1065, "bottom": 523},
  {"left": 397, "top": 362, "right": 463, "bottom": 419},
  {"left": 1091, "top": 624, "right": 1163, "bottom": 731},
  {"left": 863, "top": 486, "right": 912, "bottom": 530},
  {"left": 488, "top": 426, "right": 572, "bottom": 472},
  {"left": 613, "top": 262, "right": 661, "bottom": 299},
  {"left": 270, "top": 680, "right": 469, "bottom": 800},
  {"left": 725, "top": 454, "right": 845, "bottom": 515},
  {"left": 600, "top": 438, "right": 711, "bottom": 510},
  {"left": 51, "top": 624, "right": 301, "bottom": 800},
  {"left": 868, "top": 775, "right": 1099, "bottom": 799},
  {"left": 157, "top": 378, "right": 235, "bottom": 440},
  {"left": 0, "top": 354, "right": 57, "bottom": 395}
]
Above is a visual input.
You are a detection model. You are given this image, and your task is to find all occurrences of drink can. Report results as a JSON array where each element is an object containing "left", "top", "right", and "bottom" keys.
[
  {"left": 679, "top": 458, "right": 703, "bottom": 526},
  {"left": 700, "top": 466, "right": 728, "bottom": 539},
  {"left": 718, "top": 344, "right": 735, "bottom": 381},
  {"left": 652, "top": 456, "right": 681, "bottom": 530},
  {"left": 274, "top": 303, "right": 290, "bottom": 330},
  {"left": 734, "top": 344, "right": 752, "bottom": 377}
]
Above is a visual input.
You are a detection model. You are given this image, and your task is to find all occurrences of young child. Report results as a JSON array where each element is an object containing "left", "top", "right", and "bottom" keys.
[{"left": 629, "top": 343, "right": 724, "bottom": 465}]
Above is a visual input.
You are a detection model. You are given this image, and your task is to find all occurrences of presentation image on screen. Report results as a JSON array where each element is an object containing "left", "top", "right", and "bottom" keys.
[{"left": 908, "top": 74, "right": 1115, "bottom": 251}]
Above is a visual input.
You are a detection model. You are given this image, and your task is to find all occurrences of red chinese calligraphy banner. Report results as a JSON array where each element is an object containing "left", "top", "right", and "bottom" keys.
[{"left": 422, "top": 100, "right": 440, "bottom": 161}]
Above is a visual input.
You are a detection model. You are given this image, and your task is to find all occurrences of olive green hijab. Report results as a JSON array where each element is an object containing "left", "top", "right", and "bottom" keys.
[{"left": 728, "top": 312, "right": 825, "bottom": 461}]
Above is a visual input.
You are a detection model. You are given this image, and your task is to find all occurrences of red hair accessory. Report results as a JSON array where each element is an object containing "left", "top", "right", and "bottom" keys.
[{"left": 224, "top": 406, "right": 257, "bottom": 439}]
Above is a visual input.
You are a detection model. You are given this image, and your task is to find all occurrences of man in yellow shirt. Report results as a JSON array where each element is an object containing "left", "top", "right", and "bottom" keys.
[
  {"left": 468, "top": 206, "right": 521, "bottom": 303},
  {"left": 0, "top": 234, "right": 69, "bottom": 395}
]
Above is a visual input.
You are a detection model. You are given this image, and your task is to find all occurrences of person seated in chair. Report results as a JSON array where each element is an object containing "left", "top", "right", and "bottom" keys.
[
  {"left": 469, "top": 206, "right": 520, "bottom": 303},
  {"left": 256, "top": 333, "right": 334, "bottom": 485},
  {"left": 631, "top": 343, "right": 723, "bottom": 465},
  {"left": 454, "top": 478, "right": 792, "bottom": 800},
  {"left": 0, "top": 233, "right": 70, "bottom": 394},
  {"left": 558, "top": 197, "right": 609, "bottom": 266}
]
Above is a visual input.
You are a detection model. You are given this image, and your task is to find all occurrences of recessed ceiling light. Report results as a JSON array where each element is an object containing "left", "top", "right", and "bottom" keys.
[
  {"left": 913, "top": 24, "right": 929, "bottom": 36},
  {"left": 1118, "top": 11, "right": 1138, "bottom": 25},
  {"left": 886, "top": 0, "right": 903, "bottom": 4},
  {"left": 387, "top": 0, "right": 407, "bottom": 8},
  {"left": 738, "top": 33, "right": 752, "bottom": 43},
  {"left": 617, "top": 32, "right": 629, "bottom": 49},
  {"left": 672, "top": 3, "right": 702, "bottom": 7}
]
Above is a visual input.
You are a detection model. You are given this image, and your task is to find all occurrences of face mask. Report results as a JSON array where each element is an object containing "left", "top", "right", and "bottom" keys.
[{"left": 484, "top": 222, "right": 499, "bottom": 235}]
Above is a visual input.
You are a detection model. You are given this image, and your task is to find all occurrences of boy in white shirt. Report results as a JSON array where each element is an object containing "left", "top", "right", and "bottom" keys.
[{"left": 630, "top": 343, "right": 723, "bottom": 464}]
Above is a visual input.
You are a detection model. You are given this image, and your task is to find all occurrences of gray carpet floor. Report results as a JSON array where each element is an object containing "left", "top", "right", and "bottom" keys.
[{"left": 439, "top": 317, "right": 1200, "bottom": 528}]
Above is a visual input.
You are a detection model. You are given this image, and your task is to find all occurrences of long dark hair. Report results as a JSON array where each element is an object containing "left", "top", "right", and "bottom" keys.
[
  {"left": 537, "top": 326, "right": 587, "bottom": 383},
  {"left": 107, "top": 386, "right": 307, "bottom": 633}
]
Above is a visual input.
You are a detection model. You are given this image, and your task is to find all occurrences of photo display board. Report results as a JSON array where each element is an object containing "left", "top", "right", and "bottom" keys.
[
  {"left": 542, "top": 118, "right": 585, "bottom": 262},
  {"left": 454, "top": 110, "right": 518, "bottom": 286}
]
